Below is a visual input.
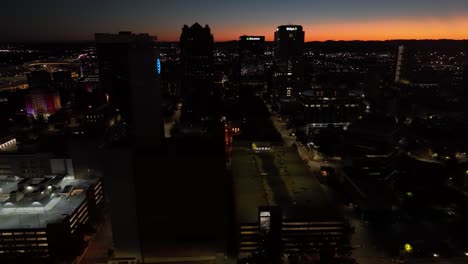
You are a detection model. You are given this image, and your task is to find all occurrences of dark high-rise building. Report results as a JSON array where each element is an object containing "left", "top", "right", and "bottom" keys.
[
  {"left": 273, "top": 25, "right": 305, "bottom": 103},
  {"left": 274, "top": 25, "right": 305, "bottom": 58},
  {"left": 239, "top": 35, "right": 265, "bottom": 55},
  {"left": 95, "top": 31, "right": 162, "bottom": 147},
  {"left": 95, "top": 32, "right": 163, "bottom": 262},
  {"left": 97, "top": 31, "right": 225, "bottom": 263},
  {"left": 180, "top": 23, "right": 214, "bottom": 97},
  {"left": 238, "top": 36, "right": 266, "bottom": 93},
  {"left": 27, "top": 70, "right": 52, "bottom": 89}
]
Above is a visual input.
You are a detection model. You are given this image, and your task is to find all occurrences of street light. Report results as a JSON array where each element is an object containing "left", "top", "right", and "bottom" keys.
[{"left": 403, "top": 244, "right": 413, "bottom": 253}]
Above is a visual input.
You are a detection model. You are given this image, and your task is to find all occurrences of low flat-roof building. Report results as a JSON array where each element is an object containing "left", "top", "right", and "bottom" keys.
[
  {"left": 0, "top": 175, "right": 103, "bottom": 263},
  {"left": 231, "top": 142, "right": 349, "bottom": 258}
]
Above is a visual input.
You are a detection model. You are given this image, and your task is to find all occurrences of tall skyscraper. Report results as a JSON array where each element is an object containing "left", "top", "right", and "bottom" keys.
[
  {"left": 238, "top": 36, "right": 266, "bottom": 93},
  {"left": 180, "top": 23, "right": 214, "bottom": 97},
  {"left": 95, "top": 31, "right": 162, "bottom": 147},
  {"left": 274, "top": 25, "right": 305, "bottom": 58},
  {"left": 273, "top": 25, "right": 305, "bottom": 104},
  {"left": 96, "top": 31, "right": 225, "bottom": 263},
  {"left": 95, "top": 32, "right": 163, "bottom": 262},
  {"left": 394, "top": 45, "right": 406, "bottom": 83}
]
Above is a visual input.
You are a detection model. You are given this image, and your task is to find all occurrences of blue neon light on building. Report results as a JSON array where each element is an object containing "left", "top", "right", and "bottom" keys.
[{"left": 156, "top": 58, "right": 161, "bottom": 75}]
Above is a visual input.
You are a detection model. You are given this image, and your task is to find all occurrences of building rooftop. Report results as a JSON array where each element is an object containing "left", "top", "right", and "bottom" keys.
[
  {"left": 0, "top": 175, "right": 96, "bottom": 230},
  {"left": 232, "top": 142, "right": 340, "bottom": 224}
]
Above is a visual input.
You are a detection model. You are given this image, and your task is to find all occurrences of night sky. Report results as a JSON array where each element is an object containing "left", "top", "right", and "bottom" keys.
[{"left": 3, "top": 0, "right": 468, "bottom": 42}]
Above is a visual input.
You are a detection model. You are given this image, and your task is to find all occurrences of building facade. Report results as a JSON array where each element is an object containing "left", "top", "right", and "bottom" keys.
[
  {"left": 0, "top": 175, "right": 103, "bottom": 263},
  {"left": 298, "top": 87, "right": 365, "bottom": 130},
  {"left": 180, "top": 23, "right": 214, "bottom": 98},
  {"left": 238, "top": 36, "right": 266, "bottom": 94},
  {"left": 95, "top": 31, "right": 162, "bottom": 148},
  {"left": 273, "top": 25, "right": 305, "bottom": 103}
]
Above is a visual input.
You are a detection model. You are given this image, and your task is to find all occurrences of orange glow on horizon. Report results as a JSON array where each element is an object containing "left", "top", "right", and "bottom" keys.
[{"left": 156, "top": 16, "right": 468, "bottom": 42}]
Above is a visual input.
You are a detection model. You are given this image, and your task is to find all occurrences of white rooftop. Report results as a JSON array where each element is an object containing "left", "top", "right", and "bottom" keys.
[{"left": 0, "top": 176, "right": 96, "bottom": 229}]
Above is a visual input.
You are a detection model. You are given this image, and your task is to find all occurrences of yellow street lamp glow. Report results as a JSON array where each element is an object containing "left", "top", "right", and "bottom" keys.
[{"left": 404, "top": 243, "right": 413, "bottom": 253}]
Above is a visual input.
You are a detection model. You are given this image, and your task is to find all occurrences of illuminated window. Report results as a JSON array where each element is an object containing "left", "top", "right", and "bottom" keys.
[
  {"left": 38, "top": 243, "right": 48, "bottom": 247},
  {"left": 37, "top": 237, "right": 47, "bottom": 241},
  {"left": 2, "top": 233, "right": 12, "bottom": 236},
  {"left": 36, "top": 232, "right": 46, "bottom": 235}
]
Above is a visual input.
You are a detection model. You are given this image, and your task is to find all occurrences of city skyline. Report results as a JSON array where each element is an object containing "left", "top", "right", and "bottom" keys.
[{"left": 2, "top": 0, "right": 468, "bottom": 42}]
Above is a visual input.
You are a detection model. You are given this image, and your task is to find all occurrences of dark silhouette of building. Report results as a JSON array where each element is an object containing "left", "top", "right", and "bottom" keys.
[
  {"left": 239, "top": 36, "right": 265, "bottom": 55},
  {"left": 95, "top": 31, "right": 162, "bottom": 147},
  {"left": 95, "top": 31, "right": 165, "bottom": 263},
  {"left": 274, "top": 25, "right": 304, "bottom": 58},
  {"left": 238, "top": 36, "right": 266, "bottom": 94},
  {"left": 179, "top": 23, "right": 223, "bottom": 124},
  {"left": 27, "top": 70, "right": 52, "bottom": 89},
  {"left": 273, "top": 25, "right": 305, "bottom": 104},
  {"left": 97, "top": 30, "right": 226, "bottom": 263},
  {"left": 180, "top": 23, "right": 214, "bottom": 98}
]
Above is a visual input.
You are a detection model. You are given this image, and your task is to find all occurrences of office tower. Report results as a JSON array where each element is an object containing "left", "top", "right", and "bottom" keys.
[
  {"left": 95, "top": 31, "right": 162, "bottom": 147},
  {"left": 180, "top": 23, "right": 214, "bottom": 97},
  {"left": 273, "top": 25, "right": 305, "bottom": 104},
  {"left": 238, "top": 36, "right": 266, "bottom": 94},
  {"left": 97, "top": 31, "right": 226, "bottom": 263},
  {"left": 95, "top": 32, "right": 163, "bottom": 263},
  {"left": 274, "top": 25, "right": 304, "bottom": 58}
]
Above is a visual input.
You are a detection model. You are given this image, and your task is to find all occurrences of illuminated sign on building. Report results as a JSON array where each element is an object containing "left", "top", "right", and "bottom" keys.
[
  {"left": 259, "top": 211, "right": 271, "bottom": 232},
  {"left": 286, "top": 27, "right": 298, "bottom": 31},
  {"left": 156, "top": 58, "right": 161, "bottom": 75},
  {"left": 246, "top": 37, "right": 261, "bottom": 41}
]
